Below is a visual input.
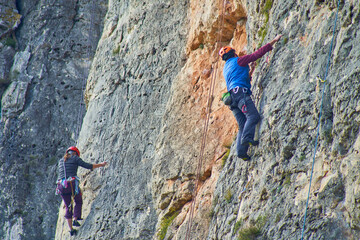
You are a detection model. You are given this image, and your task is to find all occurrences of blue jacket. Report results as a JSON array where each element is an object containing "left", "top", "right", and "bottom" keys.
[
  {"left": 222, "top": 43, "right": 273, "bottom": 94},
  {"left": 223, "top": 57, "right": 251, "bottom": 92}
]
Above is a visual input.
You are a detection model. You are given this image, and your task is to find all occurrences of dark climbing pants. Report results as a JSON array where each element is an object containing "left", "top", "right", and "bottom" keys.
[
  {"left": 229, "top": 88, "right": 260, "bottom": 157},
  {"left": 57, "top": 181, "right": 83, "bottom": 219}
]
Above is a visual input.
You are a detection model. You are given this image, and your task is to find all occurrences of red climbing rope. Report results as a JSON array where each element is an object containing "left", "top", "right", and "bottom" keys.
[{"left": 184, "top": 0, "right": 227, "bottom": 239}]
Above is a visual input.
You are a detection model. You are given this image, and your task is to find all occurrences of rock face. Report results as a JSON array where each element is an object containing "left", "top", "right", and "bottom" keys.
[
  {"left": 55, "top": 0, "right": 190, "bottom": 239},
  {"left": 1, "top": 0, "right": 360, "bottom": 239},
  {"left": 0, "top": 0, "right": 106, "bottom": 239},
  {"left": 207, "top": 0, "right": 360, "bottom": 239},
  {"left": 0, "top": 0, "right": 19, "bottom": 99}
]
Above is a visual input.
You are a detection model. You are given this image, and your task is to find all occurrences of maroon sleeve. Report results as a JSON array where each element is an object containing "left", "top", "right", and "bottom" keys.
[{"left": 237, "top": 43, "right": 273, "bottom": 66}]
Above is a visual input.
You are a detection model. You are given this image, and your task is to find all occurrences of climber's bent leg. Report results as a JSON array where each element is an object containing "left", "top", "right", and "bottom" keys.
[
  {"left": 240, "top": 96, "right": 260, "bottom": 145},
  {"left": 73, "top": 190, "right": 83, "bottom": 220}
]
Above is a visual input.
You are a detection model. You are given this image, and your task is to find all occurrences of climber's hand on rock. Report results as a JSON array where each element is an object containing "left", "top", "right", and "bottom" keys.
[
  {"left": 270, "top": 34, "right": 282, "bottom": 46},
  {"left": 249, "top": 62, "right": 257, "bottom": 69}
]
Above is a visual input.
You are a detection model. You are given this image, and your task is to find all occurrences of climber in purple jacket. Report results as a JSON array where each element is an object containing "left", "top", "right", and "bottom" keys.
[
  {"left": 219, "top": 35, "right": 282, "bottom": 160},
  {"left": 56, "top": 146, "right": 107, "bottom": 236}
]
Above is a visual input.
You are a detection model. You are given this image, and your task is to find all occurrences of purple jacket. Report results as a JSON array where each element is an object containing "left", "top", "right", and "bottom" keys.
[{"left": 57, "top": 155, "right": 93, "bottom": 180}]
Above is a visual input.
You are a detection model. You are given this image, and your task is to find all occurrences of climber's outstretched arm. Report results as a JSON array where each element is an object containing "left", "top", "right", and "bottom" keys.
[
  {"left": 92, "top": 161, "right": 107, "bottom": 170},
  {"left": 237, "top": 34, "right": 283, "bottom": 67}
]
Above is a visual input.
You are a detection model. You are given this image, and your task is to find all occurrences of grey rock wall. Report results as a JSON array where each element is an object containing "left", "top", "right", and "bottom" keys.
[
  {"left": 0, "top": 0, "right": 107, "bottom": 239},
  {"left": 1, "top": 0, "right": 359, "bottom": 239},
  {"left": 55, "top": 0, "right": 189, "bottom": 239},
  {"left": 208, "top": 0, "right": 360, "bottom": 239},
  {"left": 0, "top": 0, "right": 19, "bottom": 101}
]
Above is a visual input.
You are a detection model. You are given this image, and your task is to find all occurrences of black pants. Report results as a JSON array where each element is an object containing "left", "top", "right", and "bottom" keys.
[{"left": 229, "top": 88, "right": 260, "bottom": 156}]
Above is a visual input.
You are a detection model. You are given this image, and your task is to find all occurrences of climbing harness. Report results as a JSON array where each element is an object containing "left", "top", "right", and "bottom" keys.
[
  {"left": 240, "top": 89, "right": 249, "bottom": 114},
  {"left": 184, "top": 1, "right": 227, "bottom": 239},
  {"left": 232, "top": 86, "right": 249, "bottom": 113},
  {"left": 56, "top": 176, "right": 80, "bottom": 196},
  {"left": 300, "top": 0, "right": 341, "bottom": 239},
  {"left": 55, "top": 159, "right": 81, "bottom": 215},
  {"left": 241, "top": 104, "right": 248, "bottom": 113}
]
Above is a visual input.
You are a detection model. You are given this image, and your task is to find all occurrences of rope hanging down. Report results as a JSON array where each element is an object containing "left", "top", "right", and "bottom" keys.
[
  {"left": 184, "top": 1, "right": 227, "bottom": 239},
  {"left": 300, "top": 1, "right": 341, "bottom": 239},
  {"left": 75, "top": 0, "right": 95, "bottom": 145}
]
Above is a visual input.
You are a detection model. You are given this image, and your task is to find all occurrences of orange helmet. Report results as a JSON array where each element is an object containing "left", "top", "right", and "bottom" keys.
[
  {"left": 67, "top": 146, "right": 80, "bottom": 157},
  {"left": 219, "top": 46, "right": 234, "bottom": 57}
]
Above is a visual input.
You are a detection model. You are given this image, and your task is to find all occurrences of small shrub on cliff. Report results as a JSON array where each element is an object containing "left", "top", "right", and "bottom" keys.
[
  {"left": 284, "top": 175, "right": 291, "bottom": 186},
  {"left": 258, "top": 26, "right": 268, "bottom": 47},
  {"left": 224, "top": 188, "right": 233, "bottom": 203},
  {"left": 262, "top": 0, "right": 273, "bottom": 28},
  {"left": 238, "top": 225, "right": 261, "bottom": 240},
  {"left": 237, "top": 215, "right": 267, "bottom": 240},
  {"left": 233, "top": 220, "right": 242, "bottom": 234},
  {"left": 281, "top": 172, "right": 291, "bottom": 187},
  {"left": 324, "top": 128, "right": 333, "bottom": 144},
  {"left": 221, "top": 149, "right": 231, "bottom": 168},
  {"left": 258, "top": 0, "right": 273, "bottom": 46},
  {"left": 282, "top": 37, "right": 288, "bottom": 45},
  {"left": 208, "top": 208, "right": 215, "bottom": 219},
  {"left": 112, "top": 45, "right": 120, "bottom": 55},
  {"left": 4, "top": 37, "right": 16, "bottom": 48},
  {"left": 158, "top": 211, "right": 179, "bottom": 240}
]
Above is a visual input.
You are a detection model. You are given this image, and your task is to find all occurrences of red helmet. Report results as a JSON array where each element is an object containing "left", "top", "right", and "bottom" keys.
[
  {"left": 67, "top": 146, "right": 80, "bottom": 157},
  {"left": 219, "top": 46, "right": 234, "bottom": 57}
]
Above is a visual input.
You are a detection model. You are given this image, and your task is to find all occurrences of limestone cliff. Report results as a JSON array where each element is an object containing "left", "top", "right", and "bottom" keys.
[
  {"left": 1, "top": 0, "right": 360, "bottom": 240},
  {"left": 208, "top": 0, "right": 360, "bottom": 239},
  {"left": 0, "top": 0, "right": 106, "bottom": 239}
]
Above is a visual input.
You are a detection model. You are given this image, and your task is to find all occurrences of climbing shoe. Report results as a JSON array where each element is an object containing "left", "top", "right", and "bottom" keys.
[
  {"left": 242, "top": 140, "right": 259, "bottom": 146},
  {"left": 73, "top": 220, "right": 81, "bottom": 227},
  {"left": 238, "top": 154, "right": 251, "bottom": 161},
  {"left": 69, "top": 229, "right": 77, "bottom": 236}
]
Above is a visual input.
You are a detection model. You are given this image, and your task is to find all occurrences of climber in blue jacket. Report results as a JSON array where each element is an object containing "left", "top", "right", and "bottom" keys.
[{"left": 219, "top": 35, "right": 282, "bottom": 160}]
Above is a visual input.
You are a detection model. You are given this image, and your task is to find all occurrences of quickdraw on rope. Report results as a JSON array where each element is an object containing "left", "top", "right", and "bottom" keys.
[
  {"left": 301, "top": 1, "right": 341, "bottom": 239},
  {"left": 75, "top": 0, "right": 95, "bottom": 146},
  {"left": 184, "top": 0, "right": 227, "bottom": 239},
  {"left": 316, "top": 75, "right": 326, "bottom": 83}
]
